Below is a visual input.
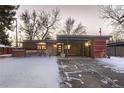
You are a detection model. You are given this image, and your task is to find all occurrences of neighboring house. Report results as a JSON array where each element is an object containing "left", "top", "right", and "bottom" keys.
[
  {"left": 22, "top": 35, "right": 111, "bottom": 58},
  {"left": 0, "top": 44, "right": 14, "bottom": 55},
  {"left": 107, "top": 40, "right": 124, "bottom": 57}
]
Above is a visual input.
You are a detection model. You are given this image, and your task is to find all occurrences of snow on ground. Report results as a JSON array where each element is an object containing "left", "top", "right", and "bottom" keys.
[
  {"left": 97, "top": 57, "right": 124, "bottom": 73},
  {"left": 0, "top": 54, "right": 12, "bottom": 57},
  {"left": 0, "top": 44, "right": 5, "bottom": 47},
  {"left": 0, "top": 56, "right": 60, "bottom": 88}
]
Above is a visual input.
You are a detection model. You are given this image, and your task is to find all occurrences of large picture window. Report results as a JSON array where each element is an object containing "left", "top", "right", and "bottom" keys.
[{"left": 37, "top": 42, "right": 47, "bottom": 50}]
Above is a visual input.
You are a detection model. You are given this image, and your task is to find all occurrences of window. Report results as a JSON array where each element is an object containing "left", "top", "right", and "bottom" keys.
[
  {"left": 37, "top": 42, "right": 47, "bottom": 50},
  {"left": 42, "top": 45, "right": 46, "bottom": 49},
  {"left": 64, "top": 44, "right": 71, "bottom": 49}
]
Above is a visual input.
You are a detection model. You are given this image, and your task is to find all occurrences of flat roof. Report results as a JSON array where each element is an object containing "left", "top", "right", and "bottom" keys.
[
  {"left": 57, "top": 35, "right": 111, "bottom": 41},
  {"left": 108, "top": 41, "right": 124, "bottom": 46},
  {"left": 23, "top": 40, "right": 57, "bottom": 43}
]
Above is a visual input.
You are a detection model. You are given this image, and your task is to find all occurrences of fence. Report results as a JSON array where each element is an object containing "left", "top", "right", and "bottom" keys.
[
  {"left": 0, "top": 46, "right": 15, "bottom": 55},
  {"left": 107, "top": 40, "right": 124, "bottom": 57}
]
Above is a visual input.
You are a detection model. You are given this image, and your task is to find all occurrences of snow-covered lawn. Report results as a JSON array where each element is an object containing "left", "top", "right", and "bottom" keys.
[
  {"left": 97, "top": 57, "right": 124, "bottom": 73},
  {"left": 0, "top": 56, "right": 60, "bottom": 88}
]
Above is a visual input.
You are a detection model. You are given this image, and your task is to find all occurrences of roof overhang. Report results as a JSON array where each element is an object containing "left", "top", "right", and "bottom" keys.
[
  {"left": 57, "top": 35, "right": 112, "bottom": 42},
  {"left": 23, "top": 40, "right": 57, "bottom": 43},
  {"left": 107, "top": 41, "right": 124, "bottom": 46}
]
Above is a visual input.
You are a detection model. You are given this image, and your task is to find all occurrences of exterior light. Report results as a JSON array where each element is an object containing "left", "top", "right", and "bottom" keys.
[{"left": 85, "top": 41, "right": 91, "bottom": 47}]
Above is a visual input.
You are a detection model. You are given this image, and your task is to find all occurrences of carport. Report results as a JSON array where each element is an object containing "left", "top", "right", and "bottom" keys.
[{"left": 57, "top": 35, "right": 111, "bottom": 58}]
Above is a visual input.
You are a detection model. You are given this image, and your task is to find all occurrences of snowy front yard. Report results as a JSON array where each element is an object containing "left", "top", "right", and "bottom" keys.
[
  {"left": 97, "top": 57, "right": 124, "bottom": 73},
  {"left": 0, "top": 56, "right": 60, "bottom": 88}
]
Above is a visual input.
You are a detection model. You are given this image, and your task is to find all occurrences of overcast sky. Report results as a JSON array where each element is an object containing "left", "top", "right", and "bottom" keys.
[{"left": 16, "top": 5, "right": 113, "bottom": 35}]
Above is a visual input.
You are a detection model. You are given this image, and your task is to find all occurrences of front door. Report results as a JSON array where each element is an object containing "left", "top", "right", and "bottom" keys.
[{"left": 82, "top": 41, "right": 91, "bottom": 57}]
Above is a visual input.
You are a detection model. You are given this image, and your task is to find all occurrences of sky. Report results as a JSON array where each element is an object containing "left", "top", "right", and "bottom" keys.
[{"left": 16, "top": 5, "right": 113, "bottom": 35}]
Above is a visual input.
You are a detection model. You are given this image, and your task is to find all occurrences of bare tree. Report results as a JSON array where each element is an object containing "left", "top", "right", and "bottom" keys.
[
  {"left": 60, "top": 17, "right": 86, "bottom": 35},
  {"left": 20, "top": 10, "right": 42, "bottom": 40},
  {"left": 39, "top": 8, "right": 60, "bottom": 40},
  {"left": 100, "top": 6, "right": 124, "bottom": 26},
  {"left": 99, "top": 5, "right": 124, "bottom": 39}
]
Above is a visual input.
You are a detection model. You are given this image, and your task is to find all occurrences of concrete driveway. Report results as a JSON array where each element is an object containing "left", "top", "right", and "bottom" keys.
[{"left": 57, "top": 57, "right": 124, "bottom": 88}]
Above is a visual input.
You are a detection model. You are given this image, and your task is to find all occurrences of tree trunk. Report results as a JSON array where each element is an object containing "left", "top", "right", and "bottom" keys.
[{"left": 42, "top": 28, "right": 49, "bottom": 40}]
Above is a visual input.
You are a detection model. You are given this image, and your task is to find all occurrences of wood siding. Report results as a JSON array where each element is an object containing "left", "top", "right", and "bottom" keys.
[
  {"left": 108, "top": 46, "right": 124, "bottom": 57},
  {"left": 92, "top": 39, "right": 107, "bottom": 58},
  {"left": 23, "top": 42, "right": 37, "bottom": 50}
]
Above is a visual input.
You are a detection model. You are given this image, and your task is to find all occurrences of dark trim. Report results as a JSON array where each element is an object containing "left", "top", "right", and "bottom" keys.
[
  {"left": 57, "top": 35, "right": 111, "bottom": 41},
  {"left": 23, "top": 40, "right": 57, "bottom": 43},
  {"left": 108, "top": 43, "right": 124, "bottom": 46}
]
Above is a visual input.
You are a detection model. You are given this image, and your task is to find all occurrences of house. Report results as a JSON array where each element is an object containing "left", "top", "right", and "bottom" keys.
[
  {"left": 0, "top": 44, "right": 14, "bottom": 55},
  {"left": 57, "top": 35, "right": 111, "bottom": 58},
  {"left": 22, "top": 35, "right": 111, "bottom": 58}
]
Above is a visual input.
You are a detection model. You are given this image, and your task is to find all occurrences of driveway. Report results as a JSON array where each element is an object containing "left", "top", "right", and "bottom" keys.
[
  {"left": 57, "top": 57, "right": 124, "bottom": 88},
  {"left": 0, "top": 56, "right": 60, "bottom": 88}
]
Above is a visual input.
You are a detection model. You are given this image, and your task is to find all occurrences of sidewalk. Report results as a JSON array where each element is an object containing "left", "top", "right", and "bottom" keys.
[{"left": 0, "top": 54, "right": 12, "bottom": 58}]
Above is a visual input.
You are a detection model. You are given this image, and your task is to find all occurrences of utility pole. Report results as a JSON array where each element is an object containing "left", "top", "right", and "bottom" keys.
[
  {"left": 15, "top": 18, "right": 18, "bottom": 47},
  {"left": 99, "top": 28, "right": 102, "bottom": 36}
]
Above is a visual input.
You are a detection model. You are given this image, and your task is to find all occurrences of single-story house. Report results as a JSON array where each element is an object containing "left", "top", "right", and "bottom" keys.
[
  {"left": 57, "top": 35, "right": 111, "bottom": 58},
  {"left": 0, "top": 44, "right": 14, "bottom": 55},
  {"left": 22, "top": 35, "right": 111, "bottom": 58}
]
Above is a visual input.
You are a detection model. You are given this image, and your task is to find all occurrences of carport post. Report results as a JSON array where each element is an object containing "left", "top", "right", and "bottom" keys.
[
  {"left": 67, "top": 38, "right": 68, "bottom": 57},
  {"left": 66, "top": 37, "right": 69, "bottom": 63}
]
